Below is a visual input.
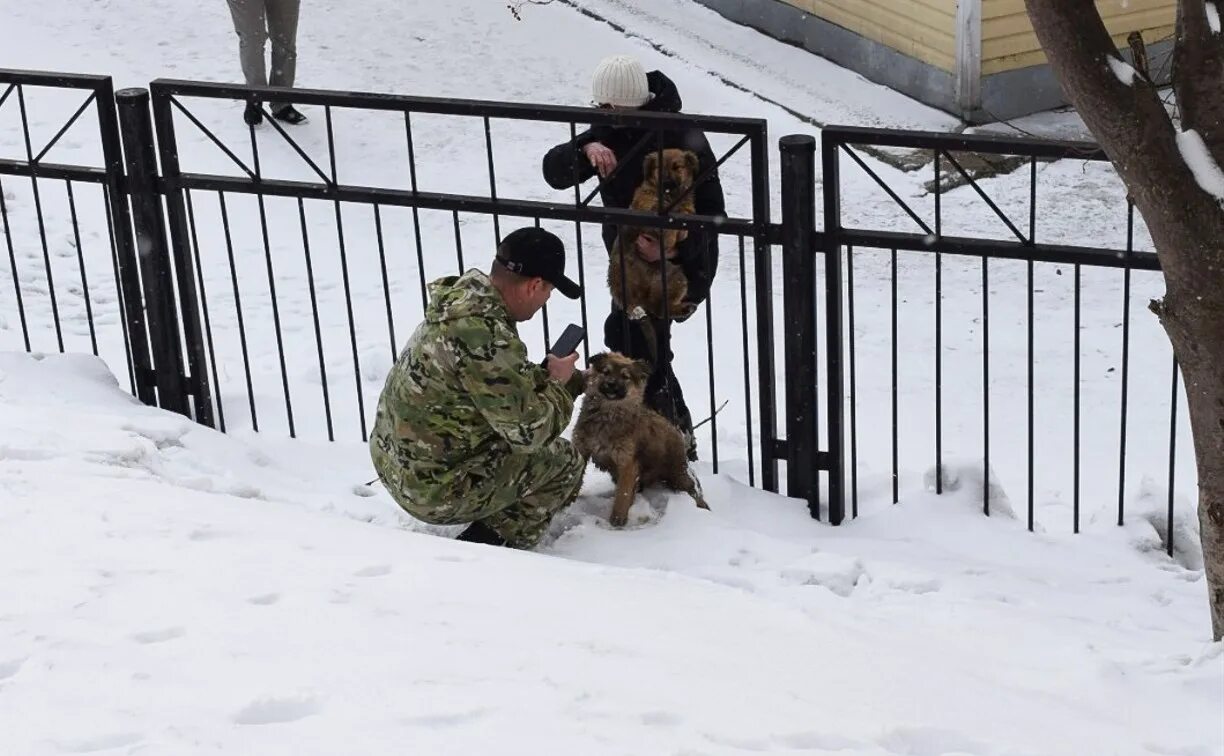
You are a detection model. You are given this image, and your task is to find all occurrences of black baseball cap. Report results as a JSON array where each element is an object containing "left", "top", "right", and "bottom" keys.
[{"left": 495, "top": 227, "right": 582, "bottom": 299}]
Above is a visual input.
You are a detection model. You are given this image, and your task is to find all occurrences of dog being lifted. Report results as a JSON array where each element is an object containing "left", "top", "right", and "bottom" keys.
[
  {"left": 608, "top": 148, "right": 700, "bottom": 334},
  {"left": 572, "top": 351, "right": 709, "bottom": 527}
]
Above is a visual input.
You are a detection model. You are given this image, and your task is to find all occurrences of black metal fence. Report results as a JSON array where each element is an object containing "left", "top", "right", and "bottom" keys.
[
  {"left": 0, "top": 70, "right": 147, "bottom": 400},
  {"left": 0, "top": 69, "right": 1195, "bottom": 551},
  {"left": 815, "top": 126, "right": 1187, "bottom": 554}
]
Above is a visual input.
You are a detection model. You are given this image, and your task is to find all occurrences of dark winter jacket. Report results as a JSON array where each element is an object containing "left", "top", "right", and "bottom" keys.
[{"left": 541, "top": 71, "right": 726, "bottom": 305}]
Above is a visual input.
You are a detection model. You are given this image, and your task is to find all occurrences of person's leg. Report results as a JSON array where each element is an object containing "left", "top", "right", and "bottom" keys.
[
  {"left": 642, "top": 318, "right": 697, "bottom": 460},
  {"left": 475, "top": 439, "right": 586, "bottom": 549},
  {"left": 226, "top": 0, "right": 269, "bottom": 125},
  {"left": 226, "top": 0, "right": 269, "bottom": 87},
  {"left": 265, "top": 0, "right": 301, "bottom": 117}
]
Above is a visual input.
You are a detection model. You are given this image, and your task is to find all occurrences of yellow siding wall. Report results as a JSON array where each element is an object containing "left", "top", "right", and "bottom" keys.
[
  {"left": 982, "top": 0, "right": 1176, "bottom": 74},
  {"left": 782, "top": 0, "right": 959, "bottom": 72}
]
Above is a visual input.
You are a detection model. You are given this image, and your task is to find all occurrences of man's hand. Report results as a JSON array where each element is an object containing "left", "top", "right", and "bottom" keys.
[
  {"left": 545, "top": 352, "right": 579, "bottom": 384},
  {"left": 582, "top": 142, "right": 617, "bottom": 178}
]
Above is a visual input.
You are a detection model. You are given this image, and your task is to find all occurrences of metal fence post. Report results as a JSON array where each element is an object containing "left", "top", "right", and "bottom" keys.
[
  {"left": 780, "top": 135, "right": 820, "bottom": 518},
  {"left": 751, "top": 128, "right": 779, "bottom": 493},
  {"left": 150, "top": 86, "right": 215, "bottom": 428},
  {"left": 115, "top": 87, "right": 189, "bottom": 417},
  {"left": 821, "top": 133, "right": 846, "bottom": 525},
  {"left": 95, "top": 77, "right": 157, "bottom": 406}
]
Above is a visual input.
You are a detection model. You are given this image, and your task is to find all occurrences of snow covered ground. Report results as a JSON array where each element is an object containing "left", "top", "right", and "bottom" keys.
[
  {"left": 0, "top": 1, "right": 1219, "bottom": 752},
  {"left": 2, "top": 353, "right": 1219, "bottom": 756}
]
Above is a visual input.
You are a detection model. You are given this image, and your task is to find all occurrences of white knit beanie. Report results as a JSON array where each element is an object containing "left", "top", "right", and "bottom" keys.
[{"left": 591, "top": 55, "right": 650, "bottom": 108}]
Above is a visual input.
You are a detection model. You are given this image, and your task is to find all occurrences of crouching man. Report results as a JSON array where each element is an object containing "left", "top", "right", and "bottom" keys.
[{"left": 370, "top": 227, "right": 586, "bottom": 549}]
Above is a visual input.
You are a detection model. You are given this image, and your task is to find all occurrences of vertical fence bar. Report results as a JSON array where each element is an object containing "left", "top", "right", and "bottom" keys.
[
  {"left": 737, "top": 234, "right": 756, "bottom": 488},
  {"left": 403, "top": 112, "right": 428, "bottom": 314},
  {"left": 453, "top": 210, "right": 464, "bottom": 271},
  {"left": 780, "top": 135, "right": 819, "bottom": 519},
  {"left": 822, "top": 132, "right": 848, "bottom": 523},
  {"left": 149, "top": 87, "right": 216, "bottom": 427},
  {"left": 1073, "top": 264, "right": 1082, "bottom": 534},
  {"left": 1118, "top": 202, "right": 1134, "bottom": 526},
  {"left": 847, "top": 245, "right": 859, "bottom": 519},
  {"left": 704, "top": 293, "right": 719, "bottom": 474},
  {"left": 115, "top": 88, "right": 189, "bottom": 416},
  {"left": 16, "top": 84, "right": 64, "bottom": 353},
  {"left": 217, "top": 191, "right": 258, "bottom": 430},
  {"left": 246, "top": 109, "right": 295, "bottom": 437},
  {"left": 1167, "top": 359, "right": 1179, "bottom": 558},
  {"left": 325, "top": 104, "right": 368, "bottom": 441},
  {"left": 483, "top": 116, "right": 501, "bottom": 243},
  {"left": 373, "top": 204, "right": 397, "bottom": 360},
  {"left": 566, "top": 123, "right": 591, "bottom": 362},
  {"left": 1027, "top": 249, "right": 1035, "bottom": 532},
  {"left": 183, "top": 189, "right": 226, "bottom": 433},
  {"left": 751, "top": 127, "right": 778, "bottom": 493},
  {"left": 0, "top": 175, "right": 31, "bottom": 351},
  {"left": 822, "top": 212, "right": 846, "bottom": 522},
  {"left": 100, "top": 183, "right": 138, "bottom": 395},
  {"left": 935, "top": 149, "right": 944, "bottom": 491},
  {"left": 298, "top": 198, "right": 335, "bottom": 442},
  {"left": 891, "top": 247, "right": 899, "bottom": 505},
  {"left": 96, "top": 78, "right": 153, "bottom": 404},
  {"left": 982, "top": 255, "right": 991, "bottom": 516},
  {"left": 64, "top": 181, "right": 98, "bottom": 355},
  {"left": 935, "top": 255, "right": 943, "bottom": 494}
]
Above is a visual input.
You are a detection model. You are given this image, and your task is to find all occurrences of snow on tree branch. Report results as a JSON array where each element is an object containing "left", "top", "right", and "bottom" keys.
[
  {"left": 1107, "top": 55, "right": 1139, "bottom": 85},
  {"left": 1207, "top": 2, "right": 1221, "bottom": 34},
  {"left": 1177, "top": 128, "right": 1224, "bottom": 204}
]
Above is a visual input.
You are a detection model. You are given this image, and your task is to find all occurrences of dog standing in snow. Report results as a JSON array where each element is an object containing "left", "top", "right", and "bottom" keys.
[{"left": 572, "top": 351, "right": 708, "bottom": 526}]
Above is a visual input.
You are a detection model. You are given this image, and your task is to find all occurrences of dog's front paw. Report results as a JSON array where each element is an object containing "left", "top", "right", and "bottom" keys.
[{"left": 609, "top": 509, "right": 629, "bottom": 527}]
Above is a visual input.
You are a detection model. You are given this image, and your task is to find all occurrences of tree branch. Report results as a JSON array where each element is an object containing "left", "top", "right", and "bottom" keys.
[
  {"left": 1174, "top": 0, "right": 1224, "bottom": 157},
  {"left": 1024, "top": 0, "right": 1178, "bottom": 191}
]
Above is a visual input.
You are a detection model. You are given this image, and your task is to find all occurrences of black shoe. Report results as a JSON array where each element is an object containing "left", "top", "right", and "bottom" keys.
[
  {"left": 272, "top": 105, "right": 307, "bottom": 125},
  {"left": 454, "top": 521, "right": 507, "bottom": 547},
  {"left": 243, "top": 102, "right": 263, "bottom": 126}
]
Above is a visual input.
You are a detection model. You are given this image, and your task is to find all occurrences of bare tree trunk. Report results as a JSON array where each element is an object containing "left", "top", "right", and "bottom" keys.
[{"left": 1025, "top": 0, "right": 1224, "bottom": 641}]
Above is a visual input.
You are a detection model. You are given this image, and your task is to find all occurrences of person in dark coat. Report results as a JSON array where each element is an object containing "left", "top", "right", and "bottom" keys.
[{"left": 541, "top": 55, "right": 726, "bottom": 460}]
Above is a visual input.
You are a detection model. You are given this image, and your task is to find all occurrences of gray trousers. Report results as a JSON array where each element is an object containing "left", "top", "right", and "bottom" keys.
[{"left": 225, "top": 0, "right": 300, "bottom": 107}]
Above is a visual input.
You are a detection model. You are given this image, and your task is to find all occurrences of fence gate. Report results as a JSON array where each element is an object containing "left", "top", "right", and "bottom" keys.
[{"left": 0, "top": 70, "right": 212, "bottom": 422}]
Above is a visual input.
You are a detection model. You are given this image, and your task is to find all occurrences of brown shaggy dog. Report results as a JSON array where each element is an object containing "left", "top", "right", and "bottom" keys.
[
  {"left": 608, "top": 148, "right": 700, "bottom": 325},
  {"left": 572, "top": 351, "right": 709, "bottom": 527}
]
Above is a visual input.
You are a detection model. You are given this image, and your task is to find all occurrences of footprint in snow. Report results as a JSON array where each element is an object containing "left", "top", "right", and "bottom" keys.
[
  {"left": 247, "top": 593, "right": 281, "bottom": 606},
  {"left": 0, "top": 657, "right": 25, "bottom": 680},
  {"left": 877, "top": 725, "right": 995, "bottom": 756},
  {"left": 130, "top": 627, "right": 185, "bottom": 644},
  {"left": 354, "top": 564, "right": 392, "bottom": 578},
  {"left": 640, "top": 711, "right": 682, "bottom": 727},
  {"left": 233, "top": 694, "right": 321, "bottom": 725},
  {"left": 55, "top": 732, "right": 143, "bottom": 753},
  {"left": 400, "top": 708, "right": 489, "bottom": 728}
]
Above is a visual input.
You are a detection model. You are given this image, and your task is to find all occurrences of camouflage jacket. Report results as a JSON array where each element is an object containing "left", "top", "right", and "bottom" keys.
[{"left": 369, "top": 269, "right": 577, "bottom": 507}]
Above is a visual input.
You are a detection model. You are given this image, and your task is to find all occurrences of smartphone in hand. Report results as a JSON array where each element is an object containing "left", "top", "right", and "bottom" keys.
[{"left": 541, "top": 324, "right": 585, "bottom": 366}]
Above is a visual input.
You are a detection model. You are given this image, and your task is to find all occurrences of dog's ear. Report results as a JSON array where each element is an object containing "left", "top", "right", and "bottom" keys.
[
  {"left": 684, "top": 150, "right": 700, "bottom": 176},
  {"left": 589, "top": 352, "right": 607, "bottom": 372},
  {"left": 632, "top": 359, "right": 653, "bottom": 383},
  {"left": 642, "top": 152, "right": 659, "bottom": 183}
]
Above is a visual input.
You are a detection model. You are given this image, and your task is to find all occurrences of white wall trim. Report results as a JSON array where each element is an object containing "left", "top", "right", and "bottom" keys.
[{"left": 955, "top": 0, "right": 983, "bottom": 118}]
